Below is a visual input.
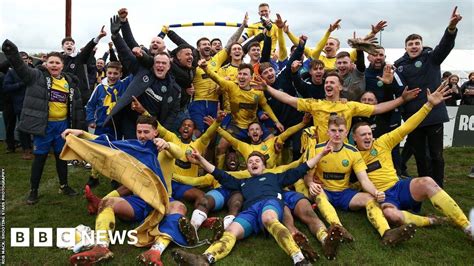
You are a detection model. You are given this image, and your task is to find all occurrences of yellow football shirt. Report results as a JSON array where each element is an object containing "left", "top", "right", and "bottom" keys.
[
  {"left": 48, "top": 77, "right": 69, "bottom": 121},
  {"left": 359, "top": 104, "right": 432, "bottom": 191},
  {"left": 307, "top": 142, "right": 367, "bottom": 191},
  {"left": 297, "top": 99, "right": 375, "bottom": 142}
]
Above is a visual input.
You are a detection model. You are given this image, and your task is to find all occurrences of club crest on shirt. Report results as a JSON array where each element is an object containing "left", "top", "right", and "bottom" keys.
[
  {"left": 342, "top": 159, "right": 349, "bottom": 167},
  {"left": 370, "top": 148, "right": 378, "bottom": 156},
  {"left": 261, "top": 145, "right": 268, "bottom": 151}
]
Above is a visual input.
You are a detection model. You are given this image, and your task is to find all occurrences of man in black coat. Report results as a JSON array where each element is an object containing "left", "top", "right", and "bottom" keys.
[
  {"left": 61, "top": 26, "right": 107, "bottom": 103},
  {"left": 394, "top": 6, "right": 462, "bottom": 187},
  {"left": 105, "top": 16, "right": 180, "bottom": 139}
]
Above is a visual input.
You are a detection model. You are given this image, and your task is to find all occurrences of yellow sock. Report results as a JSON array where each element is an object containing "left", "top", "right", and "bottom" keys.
[
  {"left": 430, "top": 190, "right": 470, "bottom": 228},
  {"left": 204, "top": 231, "right": 236, "bottom": 262},
  {"left": 151, "top": 235, "right": 171, "bottom": 253},
  {"left": 103, "top": 190, "right": 120, "bottom": 199},
  {"left": 294, "top": 179, "right": 310, "bottom": 198},
  {"left": 216, "top": 154, "right": 225, "bottom": 170},
  {"left": 402, "top": 211, "right": 431, "bottom": 227},
  {"left": 366, "top": 200, "right": 390, "bottom": 237},
  {"left": 265, "top": 220, "right": 301, "bottom": 257},
  {"left": 316, "top": 227, "right": 328, "bottom": 244},
  {"left": 315, "top": 194, "right": 342, "bottom": 225},
  {"left": 95, "top": 206, "right": 115, "bottom": 244}
]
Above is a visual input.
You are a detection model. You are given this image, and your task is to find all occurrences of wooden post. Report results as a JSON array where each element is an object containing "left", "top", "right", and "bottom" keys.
[{"left": 65, "top": 0, "right": 72, "bottom": 37}]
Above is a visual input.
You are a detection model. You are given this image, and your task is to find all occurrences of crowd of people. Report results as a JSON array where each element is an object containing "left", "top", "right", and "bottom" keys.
[{"left": 1, "top": 3, "right": 472, "bottom": 265}]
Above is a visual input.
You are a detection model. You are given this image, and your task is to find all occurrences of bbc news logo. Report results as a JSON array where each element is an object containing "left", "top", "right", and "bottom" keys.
[{"left": 10, "top": 228, "right": 138, "bottom": 247}]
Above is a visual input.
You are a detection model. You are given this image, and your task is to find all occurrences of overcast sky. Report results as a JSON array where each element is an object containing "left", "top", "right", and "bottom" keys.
[{"left": 0, "top": 0, "right": 473, "bottom": 59}]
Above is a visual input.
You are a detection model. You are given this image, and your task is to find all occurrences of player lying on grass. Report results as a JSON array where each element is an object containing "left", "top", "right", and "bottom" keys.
[{"left": 172, "top": 147, "right": 333, "bottom": 265}]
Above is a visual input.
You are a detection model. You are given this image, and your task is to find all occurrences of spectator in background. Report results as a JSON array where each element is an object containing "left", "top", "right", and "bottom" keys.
[
  {"left": 210, "top": 38, "right": 222, "bottom": 56},
  {"left": 441, "top": 71, "right": 452, "bottom": 82},
  {"left": 445, "top": 74, "right": 461, "bottom": 106},
  {"left": 61, "top": 26, "right": 107, "bottom": 103},
  {"left": 335, "top": 50, "right": 366, "bottom": 101},
  {"left": 394, "top": 6, "right": 462, "bottom": 187},
  {"left": 2, "top": 51, "right": 33, "bottom": 159},
  {"left": 95, "top": 58, "right": 106, "bottom": 83},
  {"left": 460, "top": 72, "right": 474, "bottom": 105}
]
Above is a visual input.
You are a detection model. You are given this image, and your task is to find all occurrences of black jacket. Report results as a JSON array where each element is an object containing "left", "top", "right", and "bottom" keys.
[
  {"left": 62, "top": 38, "right": 98, "bottom": 103},
  {"left": 2, "top": 40, "right": 85, "bottom": 136},
  {"left": 107, "top": 33, "right": 180, "bottom": 130},
  {"left": 394, "top": 28, "right": 457, "bottom": 127}
]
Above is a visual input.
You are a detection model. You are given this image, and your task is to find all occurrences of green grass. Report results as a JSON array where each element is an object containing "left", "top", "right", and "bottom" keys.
[{"left": 2, "top": 143, "right": 474, "bottom": 265}]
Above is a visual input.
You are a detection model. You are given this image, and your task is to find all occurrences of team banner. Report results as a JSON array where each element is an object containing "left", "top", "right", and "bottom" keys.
[
  {"left": 167, "top": 22, "right": 263, "bottom": 29},
  {"left": 452, "top": 105, "right": 474, "bottom": 147}
]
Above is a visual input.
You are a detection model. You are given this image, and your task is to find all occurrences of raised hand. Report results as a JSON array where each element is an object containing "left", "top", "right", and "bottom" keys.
[
  {"left": 110, "top": 15, "right": 121, "bottom": 35},
  {"left": 132, "top": 47, "right": 143, "bottom": 58},
  {"left": 243, "top": 12, "right": 249, "bottom": 27},
  {"left": 321, "top": 140, "right": 334, "bottom": 156},
  {"left": 291, "top": 60, "right": 302, "bottom": 74},
  {"left": 328, "top": 19, "right": 342, "bottom": 32},
  {"left": 275, "top": 13, "right": 287, "bottom": 29},
  {"left": 203, "top": 115, "right": 216, "bottom": 127},
  {"left": 371, "top": 20, "right": 388, "bottom": 35},
  {"left": 448, "top": 6, "right": 462, "bottom": 29},
  {"left": 161, "top": 25, "right": 170, "bottom": 35},
  {"left": 98, "top": 25, "right": 107, "bottom": 39},
  {"left": 252, "top": 75, "right": 268, "bottom": 90},
  {"left": 299, "top": 35, "right": 307, "bottom": 46},
  {"left": 261, "top": 17, "right": 273, "bottom": 31},
  {"left": 376, "top": 64, "right": 394, "bottom": 84},
  {"left": 1, "top": 39, "right": 18, "bottom": 53},
  {"left": 117, "top": 8, "right": 128, "bottom": 22},
  {"left": 427, "top": 81, "right": 452, "bottom": 107},
  {"left": 347, "top": 31, "right": 379, "bottom": 55},
  {"left": 401, "top": 86, "right": 421, "bottom": 102},
  {"left": 108, "top": 42, "right": 114, "bottom": 49}
]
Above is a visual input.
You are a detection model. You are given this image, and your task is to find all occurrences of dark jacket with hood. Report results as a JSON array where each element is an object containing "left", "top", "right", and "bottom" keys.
[
  {"left": 394, "top": 28, "right": 457, "bottom": 127},
  {"left": 2, "top": 39, "right": 85, "bottom": 136},
  {"left": 62, "top": 38, "right": 98, "bottom": 103},
  {"left": 106, "top": 33, "right": 180, "bottom": 130}
]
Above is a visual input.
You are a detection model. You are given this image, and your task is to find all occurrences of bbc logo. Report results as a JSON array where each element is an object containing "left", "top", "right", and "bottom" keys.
[
  {"left": 10, "top": 227, "right": 138, "bottom": 247},
  {"left": 11, "top": 228, "right": 76, "bottom": 247}
]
